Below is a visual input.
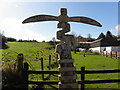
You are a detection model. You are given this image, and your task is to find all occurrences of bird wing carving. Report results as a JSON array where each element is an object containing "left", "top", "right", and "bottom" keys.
[
  {"left": 69, "top": 17, "right": 102, "bottom": 27},
  {"left": 22, "top": 15, "right": 58, "bottom": 24}
]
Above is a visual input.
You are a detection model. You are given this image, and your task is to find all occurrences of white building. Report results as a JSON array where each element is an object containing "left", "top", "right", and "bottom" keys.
[{"left": 90, "top": 46, "right": 120, "bottom": 53}]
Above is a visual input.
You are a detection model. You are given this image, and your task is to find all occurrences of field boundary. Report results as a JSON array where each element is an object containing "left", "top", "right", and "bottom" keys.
[
  {"left": 22, "top": 62, "right": 120, "bottom": 90},
  {"left": 100, "top": 51, "right": 120, "bottom": 59}
]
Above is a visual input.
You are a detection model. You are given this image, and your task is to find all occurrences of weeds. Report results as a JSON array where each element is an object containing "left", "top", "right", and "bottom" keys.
[{"left": 2, "top": 63, "right": 24, "bottom": 89}]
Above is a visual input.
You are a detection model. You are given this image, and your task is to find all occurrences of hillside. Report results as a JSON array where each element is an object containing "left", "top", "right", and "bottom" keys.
[{"left": 1, "top": 42, "right": 119, "bottom": 89}]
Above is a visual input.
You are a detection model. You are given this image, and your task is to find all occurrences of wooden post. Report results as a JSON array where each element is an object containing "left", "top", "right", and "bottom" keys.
[
  {"left": 81, "top": 67, "right": 85, "bottom": 90},
  {"left": 116, "top": 52, "right": 117, "bottom": 59},
  {"left": 74, "top": 49, "right": 77, "bottom": 54},
  {"left": 102, "top": 51, "right": 104, "bottom": 56},
  {"left": 106, "top": 51, "right": 107, "bottom": 57},
  {"left": 100, "top": 50, "right": 101, "bottom": 55},
  {"left": 110, "top": 51, "right": 112, "bottom": 58},
  {"left": 49, "top": 55, "right": 51, "bottom": 70},
  {"left": 83, "top": 54, "right": 85, "bottom": 57},
  {"left": 17, "top": 54, "right": 24, "bottom": 73},
  {"left": 41, "top": 58, "right": 44, "bottom": 80},
  {"left": 100, "top": 51, "right": 102, "bottom": 55},
  {"left": 23, "top": 62, "right": 28, "bottom": 89}
]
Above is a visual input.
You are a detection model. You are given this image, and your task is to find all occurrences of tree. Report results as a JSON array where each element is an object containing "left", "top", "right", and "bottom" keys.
[
  {"left": 0, "top": 33, "right": 7, "bottom": 43},
  {"left": 52, "top": 37, "right": 56, "bottom": 42},
  {"left": 77, "top": 35, "right": 83, "bottom": 38},
  {"left": 88, "top": 33, "right": 91, "bottom": 38},
  {"left": 106, "top": 31, "right": 112, "bottom": 38},
  {"left": 97, "top": 33, "right": 105, "bottom": 39},
  {"left": 0, "top": 33, "right": 8, "bottom": 49},
  {"left": 7, "top": 37, "right": 16, "bottom": 42},
  {"left": 52, "top": 37, "right": 56, "bottom": 46}
]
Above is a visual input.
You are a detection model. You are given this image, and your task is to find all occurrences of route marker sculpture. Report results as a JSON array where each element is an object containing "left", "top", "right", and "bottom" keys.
[{"left": 22, "top": 8, "right": 102, "bottom": 89}]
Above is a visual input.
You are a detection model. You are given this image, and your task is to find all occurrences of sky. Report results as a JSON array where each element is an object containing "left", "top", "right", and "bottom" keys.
[{"left": 0, "top": 1, "right": 119, "bottom": 42}]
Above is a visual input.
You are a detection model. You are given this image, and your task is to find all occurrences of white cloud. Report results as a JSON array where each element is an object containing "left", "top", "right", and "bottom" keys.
[
  {"left": 115, "top": 25, "right": 120, "bottom": 31},
  {"left": 116, "top": 25, "right": 120, "bottom": 36},
  {"left": 0, "top": 17, "right": 47, "bottom": 42},
  {"left": 110, "top": 24, "right": 120, "bottom": 36},
  {"left": 15, "top": 4, "right": 19, "bottom": 8}
]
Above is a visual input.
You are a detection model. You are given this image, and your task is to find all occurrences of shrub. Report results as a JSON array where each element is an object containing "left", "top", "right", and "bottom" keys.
[
  {"left": 7, "top": 37, "right": 16, "bottom": 42},
  {"left": 2, "top": 63, "right": 24, "bottom": 89},
  {"left": 0, "top": 33, "right": 8, "bottom": 49}
]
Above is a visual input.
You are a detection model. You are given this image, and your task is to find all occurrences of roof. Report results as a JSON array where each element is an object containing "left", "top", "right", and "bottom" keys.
[
  {"left": 91, "top": 38, "right": 102, "bottom": 43},
  {"left": 79, "top": 42, "right": 92, "bottom": 44}
]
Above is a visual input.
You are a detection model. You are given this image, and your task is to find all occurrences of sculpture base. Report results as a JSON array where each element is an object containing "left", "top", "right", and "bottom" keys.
[
  {"left": 58, "top": 59, "right": 78, "bottom": 90},
  {"left": 58, "top": 82, "right": 78, "bottom": 90}
]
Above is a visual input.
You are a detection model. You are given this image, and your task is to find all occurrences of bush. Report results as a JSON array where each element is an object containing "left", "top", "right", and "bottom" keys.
[
  {"left": 7, "top": 37, "right": 16, "bottom": 42},
  {"left": 0, "top": 33, "right": 8, "bottom": 49},
  {"left": 2, "top": 64, "right": 24, "bottom": 89}
]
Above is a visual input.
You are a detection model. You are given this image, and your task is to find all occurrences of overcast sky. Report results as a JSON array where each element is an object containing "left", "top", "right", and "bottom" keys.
[{"left": 0, "top": 1, "right": 119, "bottom": 42}]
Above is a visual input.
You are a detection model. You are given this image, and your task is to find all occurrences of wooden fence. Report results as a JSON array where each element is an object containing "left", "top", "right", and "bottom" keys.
[
  {"left": 17, "top": 54, "right": 58, "bottom": 74},
  {"left": 100, "top": 51, "right": 120, "bottom": 59},
  {"left": 22, "top": 62, "right": 120, "bottom": 90}
]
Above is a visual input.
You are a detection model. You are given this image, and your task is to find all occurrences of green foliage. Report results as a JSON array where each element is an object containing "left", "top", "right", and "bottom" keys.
[
  {"left": 0, "top": 33, "right": 8, "bottom": 49},
  {"left": 97, "top": 33, "right": 105, "bottom": 39},
  {"left": 106, "top": 31, "right": 113, "bottom": 38},
  {"left": 0, "top": 33, "right": 7, "bottom": 43},
  {"left": 2, "top": 63, "right": 24, "bottom": 88},
  {"left": 72, "top": 52, "right": 118, "bottom": 70},
  {"left": 7, "top": 37, "right": 16, "bottom": 42},
  {"left": 72, "top": 52, "right": 119, "bottom": 89}
]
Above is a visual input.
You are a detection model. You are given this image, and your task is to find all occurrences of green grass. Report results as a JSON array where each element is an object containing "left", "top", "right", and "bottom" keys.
[
  {"left": 72, "top": 52, "right": 119, "bottom": 89},
  {"left": 72, "top": 52, "right": 119, "bottom": 70},
  {"left": 1, "top": 42, "right": 57, "bottom": 70},
  {"left": 1, "top": 42, "right": 120, "bottom": 89}
]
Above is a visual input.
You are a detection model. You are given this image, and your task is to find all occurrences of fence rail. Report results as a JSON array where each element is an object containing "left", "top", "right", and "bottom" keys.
[
  {"left": 28, "top": 69, "right": 120, "bottom": 74},
  {"left": 22, "top": 62, "right": 120, "bottom": 90},
  {"left": 100, "top": 51, "right": 120, "bottom": 59}
]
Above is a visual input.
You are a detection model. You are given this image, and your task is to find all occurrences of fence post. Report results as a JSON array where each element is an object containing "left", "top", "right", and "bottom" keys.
[
  {"left": 100, "top": 50, "right": 101, "bottom": 55},
  {"left": 17, "top": 54, "right": 24, "bottom": 73},
  {"left": 110, "top": 51, "right": 112, "bottom": 58},
  {"left": 103, "top": 51, "right": 105, "bottom": 56},
  {"left": 116, "top": 52, "right": 117, "bottom": 59},
  {"left": 41, "top": 58, "right": 44, "bottom": 80},
  {"left": 23, "top": 62, "right": 28, "bottom": 89},
  {"left": 102, "top": 51, "right": 104, "bottom": 56},
  {"left": 49, "top": 55, "right": 51, "bottom": 70},
  {"left": 106, "top": 51, "right": 107, "bottom": 57},
  {"left": 100, "top": 51, "right": 102, "bottom": 55},
  {"left": 81, "top": 67, "right": 85, "bottom": 90}
]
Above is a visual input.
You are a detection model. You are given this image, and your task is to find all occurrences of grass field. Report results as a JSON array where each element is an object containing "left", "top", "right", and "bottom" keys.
[
  {"left": 1, "top": 42, "right": 120, "bottom": 89},
  {"left": 73, "top": 52, "right": 119, "bottom": 89}
]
